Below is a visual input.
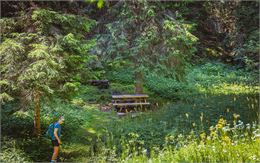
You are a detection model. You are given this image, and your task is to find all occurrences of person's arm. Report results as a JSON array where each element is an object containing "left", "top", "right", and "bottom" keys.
[{"left": 54, "top": 128, "right": 62, "bottom": 144}]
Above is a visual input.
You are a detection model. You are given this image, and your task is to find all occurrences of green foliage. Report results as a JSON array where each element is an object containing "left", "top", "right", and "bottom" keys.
[
  {"left": 2, "top": 106, "right": 33, "bottom": 137},
  {"left": 0, "top": 34, "right": 61, "bottom": 97},
  {"left": 110, "top": 83, "right": 135, "bottom": 95},
  {"left": 124, "top": 122, "right": 260, "bottom": 162},
  {"left": 95, "top": 0, "right": 198, "bottom": 81},
  {"left": 18, "top": 44, "right": 61, "bottom": 93},
  {"left": 187, "top": 62, "right": 258, "bottom": 85},
  {"left": 145, "top": 73, "right": 193, "bottom": 100},
  {"left": 234, "top": 29, "right": 260, "bottom": 70},
  {"left": 32, "top": 9, "right": 96, "bottom": 34},
  {"left": 40, "top": 99, "right": 115, "bottom": 162},
  {"left": 243, "top": 30, "right": 260, "bottom": 53},
  {"left": 2, "top": 97, "right": 111, "bottom": 162},
  {"left": 106, "top": 67, "right": 134, "bottom": 84},
  {"left": 86, "top": 0, "right": 106, "bottom": 9},
  {"left": 0, "top": 80, "right": 14, "bottom": 103},
  {"left": 0, "top": 17, "right": 25, "bottom": 37},
  {"left": 0, "top": 9, "right": 96, "bottom": 103},
  {"left": 103, "top": 92, "right": 259, "bottom": 153},
  {"left": 145, "top": 61, "right": 258, "bottom": 100},
  {"left": 71, "top": 85, "right": 111, "bottom": 104},
  {"left": 2, "top": 75, "right": 259, "bottom": 161},
  {"left": 199, "top": 1, "right": 259, "bottom": 70},
  {"left": 60, "top": 82, "right": 81, "bottom": 99},
  {"left": 0, "top": 137, "right": 32, "bottom": 163},
  {"left": 1, "top": 2, "right": 259, "bottom": 163}
]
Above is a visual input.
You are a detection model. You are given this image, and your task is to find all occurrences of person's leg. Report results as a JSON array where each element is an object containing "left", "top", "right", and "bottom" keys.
[{"left": 51, "top": 146, "right": 59, "bottom": 162}]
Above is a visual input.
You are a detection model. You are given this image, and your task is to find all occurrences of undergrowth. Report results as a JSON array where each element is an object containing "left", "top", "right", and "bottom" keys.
[{"left": 1, "top": 61, "right": 259, "bottom": 162}]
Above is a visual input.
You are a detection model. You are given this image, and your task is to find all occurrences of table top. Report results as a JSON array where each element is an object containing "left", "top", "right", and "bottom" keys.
[{"left": 112, "top": 94, "right": 149, "bottom": 99}]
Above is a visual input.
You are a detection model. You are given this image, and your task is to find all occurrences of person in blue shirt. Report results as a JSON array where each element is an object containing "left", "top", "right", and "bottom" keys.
[{"left": 51, "top": 116, "right": 64, "bottom": 163}]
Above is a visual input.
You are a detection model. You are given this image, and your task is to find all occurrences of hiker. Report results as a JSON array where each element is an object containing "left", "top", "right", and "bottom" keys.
[{"left": 50, "top": 115, "right": 65, "bottom": 163}]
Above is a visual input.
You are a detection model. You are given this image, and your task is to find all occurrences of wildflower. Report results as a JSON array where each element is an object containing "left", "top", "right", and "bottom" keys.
[
  {"left": 234, "top": 120, "right": 245, "bottom": 130},
  {"left": 212, "top": 146, "right": 216, "bottom": 151},
  {"left": 200, "top": 132, "right": 206, "bottom": 140},
  {"left": 233, "top": 113, "right": 240, "bottom": 120},
  {"left": 254, "top": 134, "right": 260, "bottom": 139},
  {"left": 178, "top": 134, "right": 183, "bottom": 138},
  {"left": 252, "top": 129, "right": 260, "bottom": 135},
  {"left": 250, "top": 155, "right": 256, "bottom": 160},
  {"left": 142, "top": 149, "right": 147, "bottom": 154},
  {"left": 252, "top": 123, "right": 257, "bottom": 129},
  {"left": 200, "top": 112, "right": 204, "bottom": 122},
  {"left": 246, "top": 123, "right": 251, "bottom": 130},
  {"left": 222, "top": 126, "right": 230, "bottom": 132},
  {"left": 231, "top": 140, "right": 238, "bottom": 146},
  {"left": 217, "top": 118, "right": 226, "bottom": 129},
  {"left": 192, "top": 122, "right": 196, "bottom": 127},
  {"left": 222, "top": 135, "right": 231, "bottom": 144},
  {"left": 210, "top": 130, "right": 217, "bottom": 139},
  {"left": 210, "top": 126, "right": 215, "bottom": 131}
]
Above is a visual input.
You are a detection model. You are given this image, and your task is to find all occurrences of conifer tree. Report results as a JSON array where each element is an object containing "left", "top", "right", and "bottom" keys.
[{"left": 0, "top": 9, "right": 96, "bottom": 135}]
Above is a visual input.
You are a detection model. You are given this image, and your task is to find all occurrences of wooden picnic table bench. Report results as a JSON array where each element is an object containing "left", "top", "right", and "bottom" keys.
[{"left": 112, "top": 94, "right": 150, "bottom": 112}]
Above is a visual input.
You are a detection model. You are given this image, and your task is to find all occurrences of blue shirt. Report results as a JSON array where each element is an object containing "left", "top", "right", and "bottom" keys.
[{"left": 51, "top": 122, "right": 61, "bottom": 140}]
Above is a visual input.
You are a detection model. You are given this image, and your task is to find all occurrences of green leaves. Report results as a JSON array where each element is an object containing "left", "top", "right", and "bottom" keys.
[
  {"left": 96, "top": 1, "right": 198, "bottom": 82},
  {"left": 32, "top": 9, "right": 96, "bottom": 34},
  {"left": 0, "top": 39, "right": 25, "bottom": 59},
  {"left": 62, "top": 33, "right": 80, "bottom": 50},
  {"left": 62, "top": 33, "right": 96, "bottom": 57},
  {"left": 28, "top": 44, "right": 49, "bottom": 59},
  {"left": 97, "top": 0, "right": 104, "bottom": 9},
  {"left": 86, "top": 0, "right": 105, "bottom": 9},
  {"left": 1, "top": 8, "right": 96, "bottom": 101},
  {"left": 0, "top": 38, "right": 26, "bottom": 103}
]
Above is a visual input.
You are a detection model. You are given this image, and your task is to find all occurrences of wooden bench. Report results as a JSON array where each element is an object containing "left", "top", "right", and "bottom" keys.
[
  {"left": 89, "top": 80, "right": 109, "bottom": 89},
  {"left": 112, "top": 94, "right": 150, "bottom": 112}
]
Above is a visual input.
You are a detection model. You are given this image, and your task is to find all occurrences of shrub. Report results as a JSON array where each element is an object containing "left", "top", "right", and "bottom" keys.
[
  {"left": 145, "top": 61, "right": 258, "bottom": 100},
  {"left": 0, "top": 137, "right": 32, "bottom": 163},
  {"left": 106, "top": 68, "right": 134, "bottom": 84},
  {"left": 145, "top": 73, "right": 194, "bottom": 100}
]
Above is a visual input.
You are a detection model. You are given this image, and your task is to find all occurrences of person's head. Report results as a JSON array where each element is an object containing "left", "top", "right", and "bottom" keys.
[{"left": 58, "top": 116, "right": 65, "bottom": 124}]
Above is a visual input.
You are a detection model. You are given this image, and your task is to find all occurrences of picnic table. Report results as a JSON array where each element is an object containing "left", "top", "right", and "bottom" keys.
[{"left": 112, "top": 94, "right": 150, "bottom": 112}]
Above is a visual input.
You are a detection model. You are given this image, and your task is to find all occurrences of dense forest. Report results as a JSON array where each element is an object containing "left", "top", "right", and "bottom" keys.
[{"left": 1, "top": 1, "right": 259, "bottom": 162}]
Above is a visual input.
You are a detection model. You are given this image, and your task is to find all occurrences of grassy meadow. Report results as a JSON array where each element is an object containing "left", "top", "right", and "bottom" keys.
[{"left": 1, "top": 62, "right": 259, "bottom": 162}]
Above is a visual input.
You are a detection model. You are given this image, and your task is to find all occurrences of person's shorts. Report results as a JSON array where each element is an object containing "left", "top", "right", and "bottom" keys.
[{"left": 52, "top": 140, "right": 59, "bottom": 147}]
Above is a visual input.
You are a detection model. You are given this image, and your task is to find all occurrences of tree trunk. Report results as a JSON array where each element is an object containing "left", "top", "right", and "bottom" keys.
[
  {"left": 33, "top": 91, "right": 41, "bottom": 135},
  {"left": 134, "top": 71, "right": 144, "bottom": 94}
]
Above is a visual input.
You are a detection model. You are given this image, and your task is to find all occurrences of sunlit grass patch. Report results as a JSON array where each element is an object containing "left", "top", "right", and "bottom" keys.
[{"left": 195, "top": 83, "right": 259, "bottom": 95}]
